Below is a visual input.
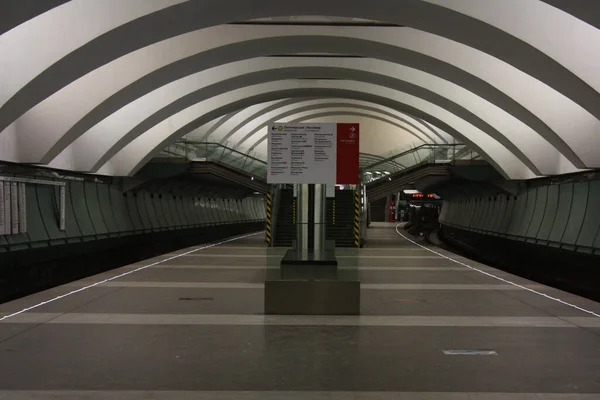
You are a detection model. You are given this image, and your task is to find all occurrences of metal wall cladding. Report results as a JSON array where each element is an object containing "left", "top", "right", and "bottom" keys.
[{"left": 440, "top": 180, "right": 600, "bottom": 254}]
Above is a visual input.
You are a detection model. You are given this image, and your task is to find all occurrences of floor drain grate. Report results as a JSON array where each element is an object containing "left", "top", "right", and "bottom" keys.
[
  {"left": 443, "top": 349, "right": 497, "bottom": 356},
  {"left": 179, "top": 297, "right": 214, "bottom": 301}
]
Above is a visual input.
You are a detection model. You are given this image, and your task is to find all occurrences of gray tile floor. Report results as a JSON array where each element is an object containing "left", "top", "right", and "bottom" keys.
[{"left": 1, "top": 222, "right": 599, "bottom": 399}]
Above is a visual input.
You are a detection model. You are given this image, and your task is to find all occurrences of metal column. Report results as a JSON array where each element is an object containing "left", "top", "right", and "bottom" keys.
[
  {"left": 313, "top": 184, "right": 327, "bottom": 254},
  {"left": 296, "top": 183, "right": 310, "bottom": 252}
]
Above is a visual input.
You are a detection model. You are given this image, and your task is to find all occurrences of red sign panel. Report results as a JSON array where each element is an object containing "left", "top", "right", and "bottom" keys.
[{"left": 336, "top": 123, "right": 360, "bottom": 184}]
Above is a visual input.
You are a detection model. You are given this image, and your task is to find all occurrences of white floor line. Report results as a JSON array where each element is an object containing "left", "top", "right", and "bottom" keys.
[
  {"left": 395, "top": 224, "right": 600, "bottom": 318},
  {"left": 0, "top": 232, "right": 261, "bottom": 322}
]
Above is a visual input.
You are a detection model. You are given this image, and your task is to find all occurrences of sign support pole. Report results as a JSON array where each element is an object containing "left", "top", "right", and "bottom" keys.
[
  {"left": 296, "top": 183, "right": 310, "bottom": 253},
  {"left": 313, "top": 183, "right": 327, "bottom": 254}
]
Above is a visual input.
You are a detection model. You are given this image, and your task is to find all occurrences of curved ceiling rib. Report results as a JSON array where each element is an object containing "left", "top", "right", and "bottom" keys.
[
  {"left": 540, "top": 0, "right": 600, "bottom": 30},
  {"left": 235, "top": 106, "right": 436, "bottom": 151},
  {"left": 3, "top": 28, "right": 591, "bottom": 172},
  {"left": 0, "top": 0, "right": 70, "bottom": 35},
  {"left": 423, "top": 0, "right": 600, "bottom": 93},
  {"left": 0, "top": 1, "right": 597, "bottom": 181},
  {"left": 97, "top": 82, "right": 536, "bottom": 181},
  {"left": 221, "top": 101, "right": 440, "bottom": 150},
  {"left": 1, "top": 0, "right": 597, "bottom": 127},
  {"left": 205, "top": 99, "right": 311, "bottom": 144},
  {"left": 246, "top": 110, "right": 435, "bottom": 154},
  {"left": 209, "top": 99, "right": 447, "bottom": 146},
  {"left": 56, "top": 65, "right": 545, "bottom": 176},
  {"left": 41, "top": 55, "right": 577, "bottom": 175}
]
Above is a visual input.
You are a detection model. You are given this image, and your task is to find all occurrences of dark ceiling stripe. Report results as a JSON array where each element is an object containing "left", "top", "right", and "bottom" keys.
[
  {"left": 0, "top": 0, "right": 70, "bottom": 35},
  {"left": 2, "top": 0, "right": 597, "bottom": 140},
  {"left": 541, "top": 0, "right": 600, "bottom": 30},
  {"left": 129, "top": 88, "right": 507, "bottom": 179},
  {"left": 40, "top": 36, "right": 578, "bottom": 169},
  {"left": 228, "top": 21, "right": 402, "bottom": 27},
  {"left": 266, "top": 54, "right": 364, "bottom": 58}
]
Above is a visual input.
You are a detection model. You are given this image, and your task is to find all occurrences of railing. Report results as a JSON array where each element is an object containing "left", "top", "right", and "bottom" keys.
[
  {"left": 361, "top": 144, "right": 478, "bottom": 184},
  {"left": 159, "top": 141, "right": 268, "bottom": 179},
  {"left": 158, "top": 141, "right": 479, "bottom": 185}
]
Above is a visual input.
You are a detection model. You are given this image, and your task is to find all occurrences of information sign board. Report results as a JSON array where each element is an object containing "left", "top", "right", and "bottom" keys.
[{"left": 267, "top": 123, "right": 359, "bottom": 184}]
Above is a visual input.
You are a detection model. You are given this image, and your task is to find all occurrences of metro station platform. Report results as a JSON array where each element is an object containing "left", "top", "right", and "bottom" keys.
[{"left": 1, "top": 223, "right": 600, "bottom": 399}]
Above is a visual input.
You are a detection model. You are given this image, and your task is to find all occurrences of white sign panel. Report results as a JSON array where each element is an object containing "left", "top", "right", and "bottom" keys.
[{"left": 267, "top": 123, "right": 337, "bottom": 184}]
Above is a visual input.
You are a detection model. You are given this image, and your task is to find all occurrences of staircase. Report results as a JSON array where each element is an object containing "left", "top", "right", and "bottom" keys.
[
  {"left": 326, "top": 191, "right": 356, "bottom": 247},
  {"left": 271, "top": 189, "right": 357, "bottom": 248},
  {"left": 273, "top": 189, "right": 296, "bottom": 247}
]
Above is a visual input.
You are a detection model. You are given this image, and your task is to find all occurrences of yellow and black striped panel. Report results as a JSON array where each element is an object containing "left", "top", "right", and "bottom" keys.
[
  {"left": 332, "top": 199, "right": 336, "bottom": 225},
  {"left": 265, "top": 193, "right": 272, "bottom": 244},
  {"left": 292, "top": 199, "right": 296, "bottom": 224},
  {"left": 353, "top": 191, "right": 360, "bottom": 247}
]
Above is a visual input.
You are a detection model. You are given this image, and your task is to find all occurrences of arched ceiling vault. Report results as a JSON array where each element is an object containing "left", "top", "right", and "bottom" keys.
[
  {"left": 9, "top": 32, "right": 590, "bottom": 171},
  {"left": 106, "top": 85, "right": 532, "bottom": 181},
  {"left": 0, "top": 0, "right": 598, "bottom": 181},
  {"left": 2, "top": 0, "right": 598, "bottom": 119},
  {"left": 248, "top": 110, "right": 436, "bottom": 153},
  {"left": 227, "top": 102, "right": 439, "bottom": 150},
  {"left": 185, "top": 98, "right": 454, "bottom": 162},
  {"left": 202, "top": 98, "right": 448, "bottom": 146},
  {"left": 40, "top": 58, "right": 581, "bottom": 177},
  {"left": 74, "top": 61, "right": 571, "bottom": 177}
]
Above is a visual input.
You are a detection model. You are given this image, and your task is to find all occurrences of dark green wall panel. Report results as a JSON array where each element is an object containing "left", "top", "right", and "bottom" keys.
[
  {"left": 153, "top": 196, "right": 168, "bottom": 228},
  {"left": 562, "top": 182, "right": 588, "bottom": 246},
  {"left": 135, "top": 194, "right": 152, "bottom": 231},
  {"left": 537, "top": 184, "right": 560, "bottom": 241},
  {"left": 69, "top": 182, "right": 96, "bottom": 238},
  {"left": 507, "top": 191, "right": 528, "bottom": 237},
  {"left": 97, "top": 184, "right": 119, "bottom": 234},
  {"left": 516, "top": 187, "right": 537, "bottom": 238},
  {"left": 441, "top": 179, "right": 600, "bottom": 252},
  {"left": 577, "top": 180, "right": 600, "bottom": 249},
  {"left": 526, "top": 186, "right": 548, "bottom": 239},
  {"left": 84, "top": 183, "right": 108, "bottom": 236},
  {"left": 548, "top": 183, "right": 574, "bottom": 244},
  {"left": 126, "top": 193, "right": 144, "bottom": 232},
  {"left": 497, "top": 196, "right": 516, "bottom": 234},
  {"left": 110, "top": 187, "right": 134, "bottom": 233},
  {"left": 35, "top": 185, "right": 66, "bottom": 243}
]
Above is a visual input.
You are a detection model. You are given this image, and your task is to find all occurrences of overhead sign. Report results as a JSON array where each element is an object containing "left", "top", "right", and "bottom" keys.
[
  {"left": 267, "top": 123, "right": 359, "bottom": 184},
  {"left": 411, "top": 193, "right": 436, "bottom": 199}
]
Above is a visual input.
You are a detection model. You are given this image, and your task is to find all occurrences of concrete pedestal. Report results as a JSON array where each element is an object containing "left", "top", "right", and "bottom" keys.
[
  {"left": 264, "top": 243, "right": 360, "bottom": 315},
  {"left": 264, "top": 278, "right": 360, "bottom": 315}
]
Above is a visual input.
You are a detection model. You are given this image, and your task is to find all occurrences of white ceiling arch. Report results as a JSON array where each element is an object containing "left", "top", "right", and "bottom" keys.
[
  {"left": 217, "top": 102, "right": 441, "bottom": 149},
  {"left": 246, "top": 109, "right": 440, "bottom": 157},
  {"left": 5, "top": 27, "right": 590, "bottom": 170},
  {"left": 243, "top": 108, "right": 430, "bottom": 154},
  {"left": 98, "top": 81, "right": 537, "bottom": 180},
  {"left": 258, "top": 111, "right": 462, "bottom": 170},
  {"left": 1, "top": 0, "right": 597, "bottom": 127},
  {"left": 54, "top": 64, "right": 547, "bottom": 178},
  {"left": 0, "top": 0, "right": 597, "bottom": 181},
  {"left": 1, "top": 27, "right": 592, "bottom": 179},
  {"left": 196, "top": 98, "right": 449, "bottom": 146},
  {"left": 42, "top": 57, "right": 581, "bottom": 178}
]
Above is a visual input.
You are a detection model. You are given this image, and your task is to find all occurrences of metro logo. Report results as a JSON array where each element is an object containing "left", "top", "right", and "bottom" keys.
[{"left": 336, "top": 123, "right": 360, "bottom": 184}]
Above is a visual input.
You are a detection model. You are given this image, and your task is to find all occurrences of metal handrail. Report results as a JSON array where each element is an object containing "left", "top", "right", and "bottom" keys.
[
  {"left": 159, "top": 140, "right": 268, "bottom": 179},
  {"left": 361, "top": 143, "right": 465, "bottom": 172}
]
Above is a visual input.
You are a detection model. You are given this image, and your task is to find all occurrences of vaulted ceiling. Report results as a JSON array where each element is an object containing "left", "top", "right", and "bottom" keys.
[{"left": 1, "top": 1, "right": 598, "bottom": 179}]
